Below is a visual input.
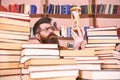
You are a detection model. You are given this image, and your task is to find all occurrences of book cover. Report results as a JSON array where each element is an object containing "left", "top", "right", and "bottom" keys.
[{"left": 30, "top": 5, "right": 37, "bottom": 14}]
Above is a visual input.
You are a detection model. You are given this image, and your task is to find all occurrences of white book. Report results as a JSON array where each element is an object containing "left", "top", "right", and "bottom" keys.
[
  {"left": 21, "top": 48, "right": 59, "bottom": 56},
  {"left": 88, "top": 36, "right": 119, "bottom": 39},
  {"left": 79, "top": 70, "right": 120, "bottom": 79},
  {"left": 86, "top": 43, "right": 116, "bottom": 47},
  {"left": 22, "top": 43, "right": 58, "bottom": 49},
  {"left": 30, "top": 69, "right": 78, "bottom": 78},
  {"left": 87, "top": 26, "right": 116, "bottom": 31},
  {"left": 76, "top": 63, "right": 101, "bottom": 70},
  {"left": 28, "top": 64, "right": 77, "bottom": 72}
]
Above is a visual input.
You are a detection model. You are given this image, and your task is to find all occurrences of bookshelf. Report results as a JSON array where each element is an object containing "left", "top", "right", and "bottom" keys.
[{"left": 1, "top": 0, "right": 120, "bottom": 27}]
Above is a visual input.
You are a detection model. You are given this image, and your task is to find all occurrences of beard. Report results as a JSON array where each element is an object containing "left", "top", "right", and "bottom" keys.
[{"left": 40, "top": 33, "right": 59, "bottom": 44}]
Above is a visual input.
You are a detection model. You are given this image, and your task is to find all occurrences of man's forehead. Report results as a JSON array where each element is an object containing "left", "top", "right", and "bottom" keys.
[{"left": 39, "top": 23, "right": 51, "bottom": 28}]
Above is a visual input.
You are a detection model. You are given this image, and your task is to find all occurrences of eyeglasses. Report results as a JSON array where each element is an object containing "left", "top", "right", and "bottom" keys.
[{"left": 40, "top": 26, "right": 55, "bottom": 32}]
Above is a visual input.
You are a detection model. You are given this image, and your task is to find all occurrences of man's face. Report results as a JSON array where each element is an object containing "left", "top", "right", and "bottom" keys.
[{"left": 39, "top": 23, "right": 58, "bottom": 43}]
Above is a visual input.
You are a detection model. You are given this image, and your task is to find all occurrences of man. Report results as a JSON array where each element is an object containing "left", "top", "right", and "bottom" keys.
[{"left": 32, "top": 17, "right": 85, "bottom": 50}]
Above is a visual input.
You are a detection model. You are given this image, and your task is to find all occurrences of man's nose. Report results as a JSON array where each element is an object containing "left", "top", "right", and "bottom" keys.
[{"left": 48, "top": 28, "right": 54, "bottom": 32}]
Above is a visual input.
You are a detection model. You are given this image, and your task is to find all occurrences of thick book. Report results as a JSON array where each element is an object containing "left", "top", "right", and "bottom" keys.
[
  {"left": 22, "top": 43, "right": 58, "bottom": 49},
  {"left": 79, "top": 70, "right": 120, "bottom": 79},
  {"left": 28, "top": 64, "right": 77, "bottom": 72},
  {"left": 87, "top": 30, "right": 117, "bottom": 36},
  {"left": 88, "top": 39, "right": 120, "bottom": 43},
  {"left": 22, "top": 75, "right": 77, "bottom": 80},
  {"left": 85, "top": 46, "right": 115, "bottom": 50},
  {"left": 0, "top": 23, "right": 30, "bottom": 33},
  {"left": 0, "top": 49, "right": 20, "bottom": 55},
  {"left": 0, "top": 11, "right": 30, "bottom": 20},
  {"left": 24, "top": 58, "right": 76, "bottom": 66},
  {"left": 0, "top": 17, "right": 30, "bottom": 27},
  {"left": 101, "top": 64, "right": 120, "bottom": 69},
  {"left": 0, "top": 42, "right": 22, "bottom": 50},
  {"left": 85, "top": 43, "right": 116, "bottom": 47},
  {"left": 0, "top": 69, "right": 21, "bottom": 76},
  {"left": 0, "top": 38, "right": 29, "bottom": 43},
  {"left": 76, "top": 63, "right": 101, "bottom": 70},
  {"left": 64, "top": 56, "right": 99, "bottom": 61},
  {"left": 0, "top": 30, "right": 29, "bottom": 40},
  {"left": 20, "top": 55, "right": 60, "bottom": 63},
  {"left": 0, "top": 28, "right": 29, "bottom": 36},
  {"left": 0, "top": 75, "right": 21, "bottom": 80},
  {"left": 0, "top": 62, "right": 20, "bottom": 69},
  {"left": 60, "top": 49, "right": 95, "bottom": 57},
  {"left": 30, "top": 69, "right": 78, "bottom": 78},
  {"left": 0, "top": 55, "right": 20, "bottom": 62},
  {"left": 21, "top": 48, "right": 59, "bottom": 56},
  {"left": 87, "top": 26, "right": 116, "bottom": 31}
]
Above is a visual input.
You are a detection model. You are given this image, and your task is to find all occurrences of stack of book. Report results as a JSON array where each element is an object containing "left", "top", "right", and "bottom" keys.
[
  {"left": 78, "top": 26, "right": 120, "bottom": 80},
  {"left": 86, "top": 26, "right": 120, "bottom": 50},
  {"left": 20, "top": 43, "right": 78, "bottom": 80},
  {"left": 0, "top": 12, "right": 30, "bottom": 80},
  {"left": 60, "top": 49, "right": 102, "bottom": 70}
]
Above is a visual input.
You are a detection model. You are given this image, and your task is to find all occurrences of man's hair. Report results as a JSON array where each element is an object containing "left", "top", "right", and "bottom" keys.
[{"left": 33, "top": 17, "right": 52, "bottom": 35}]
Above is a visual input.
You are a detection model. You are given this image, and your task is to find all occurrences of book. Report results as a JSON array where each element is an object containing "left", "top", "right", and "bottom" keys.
[
  {"left": 85, "top": 43, "right": 116, "bottom": 47},
  {"left": 0, "top": 29, "right": 30, "bottom": 35},
  {"left": 22, "top": 43, "right": 58, "bottom": 49},
  {"left": 28, "top": 64, "right": 77, "bottom": 72},
  {"left": 88, "top": 39, "right": 120, "bottom": 43},
  {"left": 0, "top": 55, "right": 20, "bottom": 62},
  {"left": 30, "top": 69, "right": 78, "bottom": 78},
  {"left": 0, "top": 69, "right": 21, "bottom": 76},
  {"left": 85, "top": 46, "right": 115, "bottom": 50},
  {"left": 75, "top": 60, "right": 103, "bottom": 64},
  {"left": 22, "top": 74, "right": 77, "bottom": 80},
  {"left": 88, "top": 36, "right": 119, "bottom": 40},
  {"left": 0, "top": 62, "right": 20, "bottom": 69},
  {"left": 0, "top": 30, "right": 29, "bottom": 40},
  {"left": 0, "top": 38, "right": 29, "bottom": 43},
  {"left": 0, "top": 42, "right": 22, "bottom": 50},
  {"left": 101, "top": 64, "right": 120, "bottom": 69},
  {"left": 79, "top": 70, "right": 120, "bottom": 79},
  {"left": 30, "top": 5, "right": 37, "bottom": 14},
  {"left": 87, "top": 26, "right": 116, "bottom": 31},
  {"left": 94, "top": 49, "right": 115, "bottom": 55},
  {"left": 0, "top": 75, "right": 21, "bottom": 80},
  {"left": 0, "top": 11, "right": 30, "bottom": 20},
  {"left": 76, "top": 63, "right": 101, "bottom": 70},
  {"left": 0, "top": 49, "right": 21, "bottom": 55},
  {"left": 24, "top": 58, "right": 76, "bottom": 66},
  {"left": 20, "top": 55, "right": 60, "bottom": 63},
  {"left": 21, "top": 49, "right": 59, "bottom": 56},
  {"left": 87, "top": 30, "right": 117, "bottom": 36},
  {"left": 0, "top": 23, "right": 30, "bottom": 33},
  {"left": 99, "top": 59, "right": 120, "bottom": 64},
  {"left": 0, "top": 17, "right": 30, "bottom": 27},
  {"left": 64, "top": 56, "right": 99, "bottom": 61},
  {"left": 60, "top": 49, "right": 95, "bottom": 57}
]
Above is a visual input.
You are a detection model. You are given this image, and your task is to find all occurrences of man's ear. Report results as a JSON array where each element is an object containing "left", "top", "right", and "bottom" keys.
[{"left": 35, "top": 34, "right": 41, "bottom": 40}]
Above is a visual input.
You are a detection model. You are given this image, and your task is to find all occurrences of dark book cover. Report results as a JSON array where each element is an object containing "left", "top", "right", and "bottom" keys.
[{"left": 30, "top": 5, "right": 37, "bottom": 14}]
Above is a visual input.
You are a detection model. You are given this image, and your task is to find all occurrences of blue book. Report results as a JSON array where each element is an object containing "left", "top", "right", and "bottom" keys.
[
  {"left": 30, "top": 5, "right": 37, "bottom": 14},
  {"left": 61, "top": 4, "right": 70, "bottom": 14},
  {"left": 83, "top": 26, "right": 90, "bottom": 39},
  {"left": 67, "top": 27, "right": 72, "bottom": 37},
  {"left": 47, "top": 3, "right": 53, "bottom": 14}
]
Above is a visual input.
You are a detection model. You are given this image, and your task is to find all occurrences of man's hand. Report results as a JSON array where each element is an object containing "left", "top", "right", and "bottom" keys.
[{"left": 71, "top": 27, "right": 84, "bottom": 50}]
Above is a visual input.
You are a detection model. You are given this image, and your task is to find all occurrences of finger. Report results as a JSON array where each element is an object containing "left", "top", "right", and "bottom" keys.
[
  {"left": 77, "top": 27, "right": 83, "bottom": 38},
  {"left": 71, "top": 29, "right": 78, "bottom": 40}
]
